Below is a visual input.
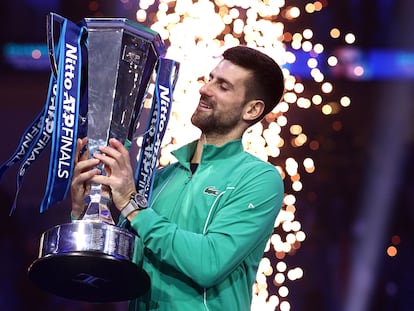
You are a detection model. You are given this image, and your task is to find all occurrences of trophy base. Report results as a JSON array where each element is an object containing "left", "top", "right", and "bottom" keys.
[
  {"left": 28, "top": 251, "right": 150, "bottom": 302},
  {"left": 27, "top": 221, "right": 150, "bottom": 302}
]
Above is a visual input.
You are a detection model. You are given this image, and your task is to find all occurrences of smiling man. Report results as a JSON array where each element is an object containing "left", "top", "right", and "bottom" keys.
[{"left": 71, "top": 46, "right": 285, "bottom": 311}]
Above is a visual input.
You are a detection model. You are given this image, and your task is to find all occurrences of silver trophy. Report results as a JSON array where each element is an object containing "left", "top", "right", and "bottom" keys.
[{"left": 27, "top": 16, "right": 170, "bottom": 302}]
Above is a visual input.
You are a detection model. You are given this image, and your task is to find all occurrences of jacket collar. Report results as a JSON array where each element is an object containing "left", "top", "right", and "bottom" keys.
[{"left": 173, "top": 139, "right": 244, "bottom": 165}]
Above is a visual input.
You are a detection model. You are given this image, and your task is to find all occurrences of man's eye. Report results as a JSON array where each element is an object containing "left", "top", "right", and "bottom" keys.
[{"left": 219, "top": 83, "right": 229, "bottom": 90}]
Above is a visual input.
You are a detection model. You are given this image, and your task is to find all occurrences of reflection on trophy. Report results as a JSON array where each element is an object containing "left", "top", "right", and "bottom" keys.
[{"left": 26, "top": 14, "right": 177, "bottom": 302}]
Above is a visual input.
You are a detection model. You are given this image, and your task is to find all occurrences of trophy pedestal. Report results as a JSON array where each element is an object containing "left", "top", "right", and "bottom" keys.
[{"left": 27, "top": 221, "right": 150, "bottom": 302}]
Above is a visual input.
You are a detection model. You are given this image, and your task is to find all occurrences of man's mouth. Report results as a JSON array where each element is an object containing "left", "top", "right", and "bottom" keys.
[
  {"left": 198, "top": 98, "right": 212, "bottom": 109},
  {"left": 199, "top": 102, "right": 211, "bottom": 109}
]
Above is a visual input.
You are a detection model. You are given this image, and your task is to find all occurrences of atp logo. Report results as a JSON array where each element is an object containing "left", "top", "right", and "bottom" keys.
[
  {"left": 72, "top": 273, "right": 109, "bottom": 288},
  {"left": 203, "top": 186, "right": 220, "bottom": 196}
]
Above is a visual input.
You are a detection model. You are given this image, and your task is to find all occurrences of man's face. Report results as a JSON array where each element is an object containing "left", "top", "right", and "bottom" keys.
[{"left": 191, "top": 59, "right": 252, "bottom": 136}]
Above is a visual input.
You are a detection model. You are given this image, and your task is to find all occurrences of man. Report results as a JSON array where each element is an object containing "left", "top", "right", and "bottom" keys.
[{"left": 71, "top": 46, "right": 285, "bottom": 310}]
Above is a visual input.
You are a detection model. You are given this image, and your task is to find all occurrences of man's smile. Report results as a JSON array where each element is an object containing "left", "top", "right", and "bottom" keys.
[{"left": 198, "top": 98, "right": 213, "bottom": 110}]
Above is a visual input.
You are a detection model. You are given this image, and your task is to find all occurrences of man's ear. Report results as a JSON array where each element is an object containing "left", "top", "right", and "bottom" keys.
[{"left": 243, "top": 100, "right": 265, "bottom": 122}]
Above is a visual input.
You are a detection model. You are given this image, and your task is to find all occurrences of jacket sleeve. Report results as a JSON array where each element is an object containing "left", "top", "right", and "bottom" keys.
[{"left": 130, "top": 166, "right": 284, "bottom": 288}]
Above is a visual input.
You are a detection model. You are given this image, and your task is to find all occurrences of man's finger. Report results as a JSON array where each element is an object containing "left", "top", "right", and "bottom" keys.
[
  {"left": 74, "top": 137, "right": 88, "bottom": 165},
  {"left": 108, "top": 138, "right": 131, "bottom": 161},
  {"left": 73, "top": 158, "right": 100, "bottom": 175}
]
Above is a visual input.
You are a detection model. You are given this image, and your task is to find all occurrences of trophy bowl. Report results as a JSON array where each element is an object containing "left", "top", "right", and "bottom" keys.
[{"left": 27, "top": 220, "right": 150, "bottom": 302}]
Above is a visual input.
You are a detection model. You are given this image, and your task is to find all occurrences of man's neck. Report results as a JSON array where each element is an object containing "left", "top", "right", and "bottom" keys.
[
  {"left": 190, "top": 133, "right": 241, "bottom": 163},
  {"left": 191, "top": 135, "right": 206, "bottom": 164}
]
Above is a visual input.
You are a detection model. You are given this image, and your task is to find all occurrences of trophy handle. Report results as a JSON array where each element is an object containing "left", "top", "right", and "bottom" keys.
[{"left": 46, "top": 12, "right": 65, "bottom": 78}]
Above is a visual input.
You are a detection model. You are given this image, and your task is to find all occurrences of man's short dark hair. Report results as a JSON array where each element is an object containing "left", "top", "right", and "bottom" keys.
[{"left": 223, "top": 46, "right": 285, "bottom": 122}]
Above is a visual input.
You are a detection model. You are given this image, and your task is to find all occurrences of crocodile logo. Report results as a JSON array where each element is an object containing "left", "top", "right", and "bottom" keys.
[{"left": 204, "top": 186, "right": 219, "bottom": 196}]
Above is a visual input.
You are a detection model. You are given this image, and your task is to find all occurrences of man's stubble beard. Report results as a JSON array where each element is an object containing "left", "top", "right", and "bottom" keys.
[{"left": 191, "top": 108, "right": 242, "bottom": 136}]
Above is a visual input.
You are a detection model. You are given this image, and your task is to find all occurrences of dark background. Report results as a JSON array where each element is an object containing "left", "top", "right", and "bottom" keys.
[{"left": 0, "top": 0, "right": 413, "bottom": 310}]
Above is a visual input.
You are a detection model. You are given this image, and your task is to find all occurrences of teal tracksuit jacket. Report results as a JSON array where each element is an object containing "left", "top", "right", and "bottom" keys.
[{"left": 128, "top": 139, "right": 284, "bottom": 310}]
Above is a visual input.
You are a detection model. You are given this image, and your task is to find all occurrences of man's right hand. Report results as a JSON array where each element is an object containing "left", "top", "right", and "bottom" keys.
[{"left": 70, "top": 137, "right": 100, "bottom": 219}]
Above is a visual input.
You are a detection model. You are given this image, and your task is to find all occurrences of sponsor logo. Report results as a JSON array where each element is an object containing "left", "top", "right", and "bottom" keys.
[{"left": 57, "top": 43, "right": 79, "bottom": 179}]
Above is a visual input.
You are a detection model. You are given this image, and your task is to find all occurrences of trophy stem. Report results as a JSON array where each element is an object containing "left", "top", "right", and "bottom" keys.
[{"left": 82, "top": 183, "right": 115, "bottom": 225}]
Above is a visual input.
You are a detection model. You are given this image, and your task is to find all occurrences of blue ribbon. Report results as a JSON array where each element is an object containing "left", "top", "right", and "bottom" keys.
[
  {"left": 0, "top": 13, "right": 86, "bottom": 214},
  {"left": 40, "top": 16, "right": 86, "bottom": 212},
  {"left": 11, "top": 77, "right": 58, "bottom": 214},
  {"left": 0, "top": 109, "right": 44, "bottom": 183},
  {"left": 134, "top": 57, "right": 179, "bottom": 203}
]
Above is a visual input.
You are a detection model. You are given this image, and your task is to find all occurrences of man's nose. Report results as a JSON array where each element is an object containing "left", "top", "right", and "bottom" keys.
[{"left": 199, "top": 81, "right": 213, "bottom": 96}]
